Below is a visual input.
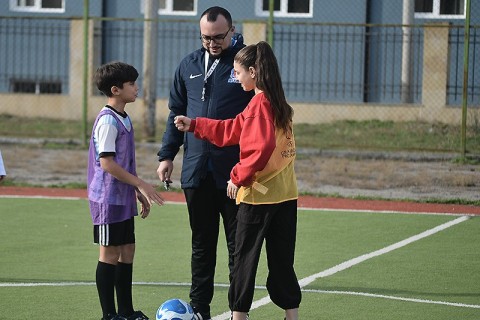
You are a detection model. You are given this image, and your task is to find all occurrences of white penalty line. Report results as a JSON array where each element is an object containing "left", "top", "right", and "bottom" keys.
[
  {"left": 213, "top": 215, "right": 471, "bottom": 320},
  {"left": 299, "top": 215, "right": 470, "bottom": 285}
]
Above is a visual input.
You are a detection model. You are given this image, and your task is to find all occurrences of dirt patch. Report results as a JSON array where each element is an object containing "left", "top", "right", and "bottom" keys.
[
  {"left": 295, "top": 155, "right": 480, "bottom": 201},
  {"left": 1, "top": 143, "right": 479, "bottom": 202}
]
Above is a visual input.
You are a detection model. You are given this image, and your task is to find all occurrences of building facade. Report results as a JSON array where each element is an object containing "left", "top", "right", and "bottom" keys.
[{"left": 0, "top": 0, "right": 478, "bottom": 124}]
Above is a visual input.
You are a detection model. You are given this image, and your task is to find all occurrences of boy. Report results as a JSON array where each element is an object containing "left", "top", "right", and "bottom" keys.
[{"left": 88, "top": 61, "right": 164, "bottom": 320}]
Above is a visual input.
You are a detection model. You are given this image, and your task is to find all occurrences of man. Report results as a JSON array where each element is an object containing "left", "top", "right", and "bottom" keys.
[{"left": 156, "top": 6, "right": 254, "bottom": 320}]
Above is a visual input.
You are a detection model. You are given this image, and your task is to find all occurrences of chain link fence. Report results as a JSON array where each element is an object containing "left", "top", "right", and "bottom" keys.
[{"left": 0, "top": 1, "right": 479, "bottom": 156}]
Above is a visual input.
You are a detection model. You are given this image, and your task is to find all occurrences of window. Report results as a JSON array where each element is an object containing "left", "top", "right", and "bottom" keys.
[
  {"left": 415, "top": 0, "right": 465, "bottom": 19},
  {"left": 141, "top": 0, "right": 196, "bottom": 16},
  {"left": 10, "top": 0, "right": 64, "bottom": 12},
  {"left": 256, "top": 0, "right": 313, "bottom": 18},
  {"left": 11, "top": 79, "right": 62, "bottom": 94}
]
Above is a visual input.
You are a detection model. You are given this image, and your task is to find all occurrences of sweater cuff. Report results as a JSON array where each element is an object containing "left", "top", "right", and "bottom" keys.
[{"left": 189, "top": 119, "right": 196, "bottom": 132}]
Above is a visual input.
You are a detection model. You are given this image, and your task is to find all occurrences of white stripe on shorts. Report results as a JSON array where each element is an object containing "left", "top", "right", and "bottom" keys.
[{"left": 100, "top": 224, "right": 109, "bottom": 246}]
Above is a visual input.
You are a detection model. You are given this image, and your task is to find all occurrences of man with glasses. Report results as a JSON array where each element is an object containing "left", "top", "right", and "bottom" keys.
[{"left": 156, "top": 6, "right": 253, "bottom": 320}]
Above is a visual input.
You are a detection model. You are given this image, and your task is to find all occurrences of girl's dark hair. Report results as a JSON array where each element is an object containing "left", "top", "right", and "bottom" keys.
[
  {"left": 234, "top": 41, "right": 293, "bottom": 133},
  {"left": 94, "top": 61, "right": 139, "bottom": 97},
  {"left": 201, "top": 6, "right": 232, "bottom": 27}
]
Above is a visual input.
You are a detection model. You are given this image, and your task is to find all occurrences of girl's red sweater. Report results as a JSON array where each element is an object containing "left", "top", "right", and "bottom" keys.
[{"left": 189, "top": 92, "right": 276, "bottom": 187}]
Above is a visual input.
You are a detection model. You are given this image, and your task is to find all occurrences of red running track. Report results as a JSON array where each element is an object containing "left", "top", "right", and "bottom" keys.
[{"left": 1, "top": 186, "right": 479, "bottom": 215}]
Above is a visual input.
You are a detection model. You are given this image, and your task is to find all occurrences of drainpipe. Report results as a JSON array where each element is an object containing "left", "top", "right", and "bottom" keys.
[
  {"left": 82, "top": 0, "right": 89, "bottom": 146},
  {"left": 401, "top": 0, "right": 414, "bottom": 103},
  {"left": 267, "top": 0, "right": 274, "bottom": 47},
  {"left": 142, "top": 0, "right": 159, "bottom": 141},
  {"left": 363, "top": 0, "right": 372, "bottom": 102},
  {"left": 461, "top": 0, "right": 471, "bottom": 158}
]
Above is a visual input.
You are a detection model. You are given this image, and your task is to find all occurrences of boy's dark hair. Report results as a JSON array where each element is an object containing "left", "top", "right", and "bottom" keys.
[
  {"left": 201, "top": 6, "right": 232, "bottom": 27},
  {"left": 94, "top": 61, "right": 139, "bottom": 97}
]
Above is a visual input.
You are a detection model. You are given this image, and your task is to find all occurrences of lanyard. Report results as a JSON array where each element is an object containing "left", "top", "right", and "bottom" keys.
[{"left": 201, "top": 52, "right": 220, "bottom": 101}]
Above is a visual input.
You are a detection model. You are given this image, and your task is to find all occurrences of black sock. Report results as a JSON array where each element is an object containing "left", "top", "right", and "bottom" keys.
[
  {"left": 96, "top": 261, "right": 117, "bottom": 317},
  {"left": 115, "top": 262, "right": 134, "bottom": 317}
]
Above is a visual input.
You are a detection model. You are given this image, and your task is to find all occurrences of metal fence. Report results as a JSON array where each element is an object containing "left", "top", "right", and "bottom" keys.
[
  {"left": 0, "top": 2, "right": 479, "bottom": 155},
  {"left": 4, "top": 18, "right": 479, "bottom": 105},
  {"left": 0, "top": 17, "right": 70, "bottom": 94},
  {"left": 448, "top": 25, "right": 480, "bottom": 105},
  {"left": 274, "top": 22, "right": 425, "bottom": 104}
]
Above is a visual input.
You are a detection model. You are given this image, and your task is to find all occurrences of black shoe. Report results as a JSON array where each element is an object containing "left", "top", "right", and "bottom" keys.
[
  {"left": 229, "top": 313, "right": 249, "bottom": 320},
  {"left": 126, "top": 310, "right": 149, "bottom": 320},
  {"left": 192, "top": 307, "right": 211, "bottom": 320},
  {"left": 102, "top": 314, "right": 126, "bottom": 320},
  {"left": 193, "top": 312, "right": 211, "bottom": 320}
]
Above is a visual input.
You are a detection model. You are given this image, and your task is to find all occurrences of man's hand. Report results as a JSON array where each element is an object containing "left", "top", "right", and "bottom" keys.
[
  {"left": 157, "top": 160, "right": 173, "bottom": 189},
  {"left": 227, "top": 179, "right": 239, "bottom": 200}
]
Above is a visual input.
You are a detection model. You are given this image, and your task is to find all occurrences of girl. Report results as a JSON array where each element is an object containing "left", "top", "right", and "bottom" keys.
[{"left": 174, "top": 41, "right": 301, "bottom": 320}]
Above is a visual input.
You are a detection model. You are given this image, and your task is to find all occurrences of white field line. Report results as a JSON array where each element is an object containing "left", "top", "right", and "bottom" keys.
[
  {"left": 1, "top": 194, "right": 475, "bottom": 217},
  {"left": 213, "top": 215, "right": 471, "bottom": 320},
  {"left": 0, "top": 195, "right": 85, "bottom": 200},
  {"left": 299, "top": 206, "right": 479, "bottom": 216},
  {"left": 0, "top": 206, "right": 472, "bottom": 316},
  {"left": 2, "top": 280, "right": 478, "bottom": 311},
  {"left": 298, "top": 216, "right": 469, "bottom": 286},
  {"left": 302, "top": 289, "right": 480, "bottom": 309},
  {"left": 2, "top": 194, "right": 478, "bottom": 216},
  {"left": 0, "top": 194, "right": 185, "bottom": 206}
]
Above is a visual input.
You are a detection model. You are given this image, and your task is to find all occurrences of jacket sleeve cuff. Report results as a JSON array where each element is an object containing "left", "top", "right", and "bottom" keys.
[{"left": 189, "top": 119, "right": 196, "bottom": 132}]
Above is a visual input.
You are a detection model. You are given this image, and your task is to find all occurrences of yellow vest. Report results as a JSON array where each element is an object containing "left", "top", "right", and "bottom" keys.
[{"left": 236, "top": 126, "right": 298, "bottom": 205}]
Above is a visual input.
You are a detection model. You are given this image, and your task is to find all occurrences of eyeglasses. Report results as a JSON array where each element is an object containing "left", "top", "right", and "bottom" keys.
[{"left": 200, "top": 28, "right": 231, "bottom": 44}]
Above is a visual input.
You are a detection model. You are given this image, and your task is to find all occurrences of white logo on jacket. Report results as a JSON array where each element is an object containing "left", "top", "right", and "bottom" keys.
[
  {"left": 190, "top": 74, "right": 202, "bottom": 79},
  {"left": 228, "top": 68, "right": 240, "bottom": 83}
]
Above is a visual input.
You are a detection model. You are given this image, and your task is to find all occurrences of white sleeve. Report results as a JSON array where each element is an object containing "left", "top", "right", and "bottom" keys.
[{"left": 94, "top": 115, "right": 118, "bottom": 155}]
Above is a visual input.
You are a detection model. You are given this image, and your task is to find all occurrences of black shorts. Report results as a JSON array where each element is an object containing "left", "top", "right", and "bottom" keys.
[{"left": 93, "top": 217, "right": 135, "bottom": 246}]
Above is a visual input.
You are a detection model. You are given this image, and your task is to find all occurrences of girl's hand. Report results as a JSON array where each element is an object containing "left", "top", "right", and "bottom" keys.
[{"left": 174, "top": 115, "right": 191, "bottom": 131}]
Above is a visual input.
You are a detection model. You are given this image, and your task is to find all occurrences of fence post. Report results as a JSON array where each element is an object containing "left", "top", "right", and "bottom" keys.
[
  {"left": 82, "top": 0, "right": 89, "bottom": 147},
  {"left": 242, "top": 22, "right": 267, "bottom": 45},
  {"left": 421, "top": 23, "right": 449, "bottom": 122},
  {"left": 401, "top": 0, "right": 414, "bottom": 103}
]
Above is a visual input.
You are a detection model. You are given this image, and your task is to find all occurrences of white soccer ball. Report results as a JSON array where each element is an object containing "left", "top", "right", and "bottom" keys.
[{"left": 156, "top": 298, "right": 195, "bottom": 320}]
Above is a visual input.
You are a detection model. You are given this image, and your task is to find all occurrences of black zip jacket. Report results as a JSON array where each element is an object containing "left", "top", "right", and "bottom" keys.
[{"left": 158, "top": 33, "right": 254, "bottom": 189}]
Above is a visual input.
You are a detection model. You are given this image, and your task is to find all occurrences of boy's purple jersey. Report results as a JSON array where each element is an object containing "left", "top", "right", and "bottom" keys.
[{"left": 87, "top": 109, "right": 138, "bottom": 225}]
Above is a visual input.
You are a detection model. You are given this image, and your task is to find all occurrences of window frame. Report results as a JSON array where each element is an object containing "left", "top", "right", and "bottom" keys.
[
  {"left": 255, "top": 0, "right": 313, "bottom": 18},
  {"left": 10, "top": 79, "right": 62, "bottom": 94},
  {"left": 9, "top": 0, "right": 65, "bottom": 13},
  {"left": 414, "top": 0, "right": 466, "bottom": 19},
  {"left": 141, "top": 0, "right": 197, "bottom": 16}
]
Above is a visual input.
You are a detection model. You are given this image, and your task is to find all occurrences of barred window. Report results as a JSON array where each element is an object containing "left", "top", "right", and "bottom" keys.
[
  {"left": 257, "top": 0, "right": 312, "bottom": 18},
  {"left": 10, "top": 80, "right": 62, "bottom": 94},
  {"left": 10, "top": 0, "right": 64, "bottom": 12},
  {"left": 141, "top": 0, "right": 196, "bottom": 16},
  {"left": 415, "top": 0, "right": 465, "bottom": 19}
]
